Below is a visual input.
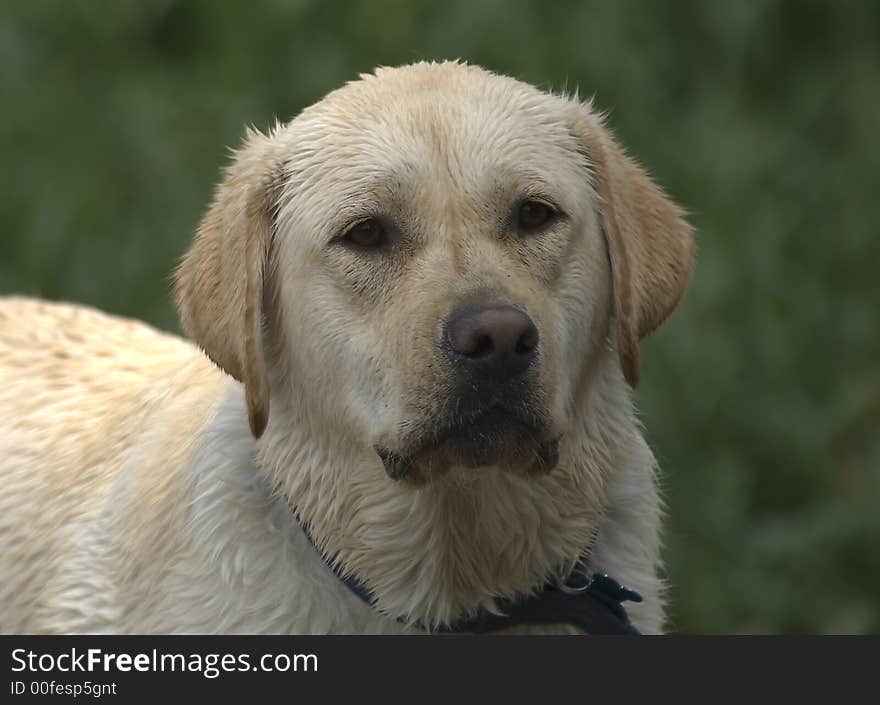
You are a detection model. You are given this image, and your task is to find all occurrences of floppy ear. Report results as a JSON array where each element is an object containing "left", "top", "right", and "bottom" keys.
[
  {"left": 569, "top": 107, "right": 694, "bottom": 387},
  {"left": 175, "top": 128, "right": 279, "bottom": 438}
]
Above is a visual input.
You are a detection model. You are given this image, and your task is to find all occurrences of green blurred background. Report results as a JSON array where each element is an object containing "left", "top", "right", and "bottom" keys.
[{"left": 2, "top": 1, "right": 878, "bottom": 633}]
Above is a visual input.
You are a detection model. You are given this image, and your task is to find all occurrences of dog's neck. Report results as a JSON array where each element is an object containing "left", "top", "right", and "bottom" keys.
[{"left": 254, "top": 359, "right": 659, "bottom": 630}]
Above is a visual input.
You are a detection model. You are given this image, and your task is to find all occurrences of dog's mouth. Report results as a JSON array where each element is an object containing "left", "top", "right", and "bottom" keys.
[{"left": 375, "top": 404, "right": 560, "bottom": 482}]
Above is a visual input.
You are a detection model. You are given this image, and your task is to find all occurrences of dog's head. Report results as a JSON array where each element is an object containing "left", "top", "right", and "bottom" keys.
[{"left": 176, "top": 62, "right": 693, "bottom": 483}]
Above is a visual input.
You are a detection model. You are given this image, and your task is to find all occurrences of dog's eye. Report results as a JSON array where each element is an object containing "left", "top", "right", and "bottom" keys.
[
  {"left": 517, "top": 200, "right": 556, "bottom": 231},
  {"left": 341, "top": 218, "right": 387, "bottom": 248}
]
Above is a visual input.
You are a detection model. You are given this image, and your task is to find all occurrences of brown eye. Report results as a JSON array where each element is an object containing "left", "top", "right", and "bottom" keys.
[
  {"left": 517, "top": 200, "right": 555, "bottom": 231},
  {"left": 342, "top": 218, "right": 386, "bottom": 248}
]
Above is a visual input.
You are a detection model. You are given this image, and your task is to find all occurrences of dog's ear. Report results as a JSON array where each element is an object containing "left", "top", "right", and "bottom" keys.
[
  {"left": 569, "top": 107, "right": 694, "bottom": 387},
  {"left": 175, "top": 128, "right": 279, "bottom": 438}
]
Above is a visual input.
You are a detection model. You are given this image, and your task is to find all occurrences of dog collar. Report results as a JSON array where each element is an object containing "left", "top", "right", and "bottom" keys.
[{"left": 296, "top": 516, "right": 643, "bottom": 634}]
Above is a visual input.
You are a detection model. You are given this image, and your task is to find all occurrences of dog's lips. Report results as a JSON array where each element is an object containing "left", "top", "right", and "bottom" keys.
[
  {"left": 377, "top": 405, "right": 559, "bottom": 480},
  {"left": 374, "top": 446, "right": 415, "bottom": 480},
  {"left": 531, "top": 437, "right": 560, "bottom": 474}
]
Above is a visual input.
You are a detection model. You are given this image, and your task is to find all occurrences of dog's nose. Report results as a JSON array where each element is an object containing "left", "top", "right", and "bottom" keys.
[{"left": 444, "top": 305, "right": 539, "bottom": 377}]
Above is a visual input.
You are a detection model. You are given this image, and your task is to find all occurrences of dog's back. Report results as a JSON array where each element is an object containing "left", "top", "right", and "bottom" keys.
[{"left": 0, "top": 297, "right": 218, "bottom": 631}]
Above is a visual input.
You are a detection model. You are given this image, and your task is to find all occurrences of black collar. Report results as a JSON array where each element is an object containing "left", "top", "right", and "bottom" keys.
[{"left": 297, "top": 516, "right": 643, "bottom": 634}]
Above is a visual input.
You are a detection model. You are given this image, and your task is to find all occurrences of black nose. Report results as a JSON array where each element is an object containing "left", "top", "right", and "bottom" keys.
[{"left": 443, "top": 305, "right": 539, "bottom": 377}]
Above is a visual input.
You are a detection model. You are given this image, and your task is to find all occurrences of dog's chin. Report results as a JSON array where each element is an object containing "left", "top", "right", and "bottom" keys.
[{"left": 376, "top": 409, "right": 559, "bottom": 485}]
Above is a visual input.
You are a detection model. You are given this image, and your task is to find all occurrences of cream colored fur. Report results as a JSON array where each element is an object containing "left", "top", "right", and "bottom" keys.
[{"left": 0, "top": 62, "right": 692, "bottom": 634}]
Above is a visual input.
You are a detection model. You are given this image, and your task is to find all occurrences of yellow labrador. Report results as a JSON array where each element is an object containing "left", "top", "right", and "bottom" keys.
[{"left": 0, "top": 62, "right": 692, "bottom": 634}]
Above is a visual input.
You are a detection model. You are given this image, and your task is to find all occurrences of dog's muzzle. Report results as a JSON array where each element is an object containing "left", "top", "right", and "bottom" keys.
[{"left": 375, "top": 301, "right": 558, "bottom": 481}]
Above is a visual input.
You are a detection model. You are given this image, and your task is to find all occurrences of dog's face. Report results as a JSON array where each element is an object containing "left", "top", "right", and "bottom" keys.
[
  {"left": 268, "top": 68, "right": 614, "bottom": 481},
  {"left": 176, "top": 62, "right": 693, "bottom": 484}
]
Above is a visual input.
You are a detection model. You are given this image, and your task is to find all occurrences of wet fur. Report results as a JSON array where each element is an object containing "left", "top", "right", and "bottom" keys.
[{"left": 0, "top": 62, "right": 692, "bottom": 633}]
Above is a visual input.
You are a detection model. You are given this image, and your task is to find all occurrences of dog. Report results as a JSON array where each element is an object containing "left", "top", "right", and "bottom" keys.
[{"left": 0, "top": 61, "right": 693, "bottom": 634}]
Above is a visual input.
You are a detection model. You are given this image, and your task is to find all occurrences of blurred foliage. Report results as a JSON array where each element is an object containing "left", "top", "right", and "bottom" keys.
[{"left": 1, "top": 0, "right": 878, "bottom": 633}]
